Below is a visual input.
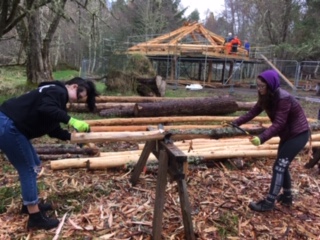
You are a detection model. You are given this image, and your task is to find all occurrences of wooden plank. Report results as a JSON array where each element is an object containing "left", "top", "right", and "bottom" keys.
[
  {"left": 161, "top": 141, "right": 187, "bottom": 163},
  {"left": 169, "top": 24, "right": 200, "bottom": 44},
  {"left": 260, "top": 54, "right": 297, "bottom": 90},
  {"left": 130, "top": 140, "right": 156, "bottom": 186},
  {"left": 152, "top": 149, "right": 168, "bottom": 240}
]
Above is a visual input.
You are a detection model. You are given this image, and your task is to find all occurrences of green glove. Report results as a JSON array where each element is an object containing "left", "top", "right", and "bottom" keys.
[
  {"left": 68, "top": 117, "right": 90, "bottom": 132},
  {"left": 250, "top": 136, "right": 261, "bottom": 146}
]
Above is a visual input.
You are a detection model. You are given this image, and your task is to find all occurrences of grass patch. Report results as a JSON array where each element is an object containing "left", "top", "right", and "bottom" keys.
[
  {"left": 217, "top": 212, "right": 239, "bottom": 237},
  {"left": 0, "top": 185, "right": 21, "bottom": 213},
  {"left": 52, "top": 70, "right": 79, "bottom": 80}
]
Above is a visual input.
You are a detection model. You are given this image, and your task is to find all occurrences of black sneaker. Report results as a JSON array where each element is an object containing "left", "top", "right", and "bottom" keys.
[
  {"left": 276, "top": 194, "right": 293, "bottom": 206},
  {"left": 27, "top": 212, "right": 59, "bottom": 230},
  {"left": 249, "top": 199, "right": 274, "bottom": 212},
  {"left": 21, "top": 202, "right": 53, "bottom": 214}
]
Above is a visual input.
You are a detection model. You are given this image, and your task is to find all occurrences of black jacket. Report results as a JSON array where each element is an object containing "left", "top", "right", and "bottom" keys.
[{"left": 0, "top": 81, "right": 71, "bottom": 140}]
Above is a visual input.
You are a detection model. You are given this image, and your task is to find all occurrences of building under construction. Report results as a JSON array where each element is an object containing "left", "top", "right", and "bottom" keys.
[{"left": 126, "top": 22, "right": 264, "bottom": 86}]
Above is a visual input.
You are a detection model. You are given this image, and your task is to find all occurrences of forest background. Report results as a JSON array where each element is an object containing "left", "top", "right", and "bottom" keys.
[{"left": 0, "top": 0, "right": 320, "bottom": 85}]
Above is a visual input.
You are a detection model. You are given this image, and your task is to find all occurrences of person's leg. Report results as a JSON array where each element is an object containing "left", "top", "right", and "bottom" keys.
[
  {"left": 0, "top": 112, "right": 59, "bottom": 229},
  {"left": 249, "top": 131, "right": 309, "bottom": 212},
  {"left": 267, "top": 131, "right": 309, "bottom": 202},
  {"left": 0, "top": 122, "right": 40, "bottom": 206}
]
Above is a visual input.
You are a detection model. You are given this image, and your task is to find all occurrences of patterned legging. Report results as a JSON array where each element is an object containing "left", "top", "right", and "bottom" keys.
[{"left": 267, "top": 130, "right": 309, "bottom": 201}]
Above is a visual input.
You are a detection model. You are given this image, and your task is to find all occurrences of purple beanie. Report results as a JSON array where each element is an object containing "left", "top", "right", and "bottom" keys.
[{"left": 258, "top": 70, "right": 280, "bottom": 92}]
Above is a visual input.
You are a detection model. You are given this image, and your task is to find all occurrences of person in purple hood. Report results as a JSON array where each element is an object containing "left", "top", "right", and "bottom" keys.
[{"left": 232, "top": 70, "right": 310, "bottom": 212}]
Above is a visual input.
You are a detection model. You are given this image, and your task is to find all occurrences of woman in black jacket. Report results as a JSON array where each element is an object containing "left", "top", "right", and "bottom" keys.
[{"left": 0, "top": 77, "right": 99, "bottom": 230}]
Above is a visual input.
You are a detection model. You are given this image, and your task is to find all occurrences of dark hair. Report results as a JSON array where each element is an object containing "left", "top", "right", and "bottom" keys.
[
  {"left": 257, "top": 76, "right": 273, "bottom": 111},
  {"left": 65, "top": 77, "right": 99, "bottom": 112}
]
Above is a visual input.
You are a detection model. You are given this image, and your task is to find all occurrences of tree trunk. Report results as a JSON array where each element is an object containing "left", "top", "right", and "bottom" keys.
[
  {"left": 136, "top": 76, "right": 166, "bottom": 97},
  {"left": 26, "top": 6, "right": 52, "bottom": 83},
  {"left": 26, "top": 0, "right": 67, "bottom": 84},
  {"left": 99, "top": 106, "right": 135, "bottom": 118},
  {"left": 134, "top": 97, "right": 238, "bottom": 117}
]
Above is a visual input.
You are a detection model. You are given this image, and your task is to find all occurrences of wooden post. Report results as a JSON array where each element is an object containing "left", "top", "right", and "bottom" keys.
[
  {"left": 260, "top": 54, "right": 297, "bottom": 90},
  {"left": 130, "top": 141, "right": 156, "bottom": 186},
  {"left": 152, "top": 149, "right": 168, "bottom": 239},
  {"left": 207, "top": 60, "right": 213, "bottom": 83},
  {"left": 160, "top": 142, "right": 195, "bottom": 240},
  {"left": 130, "top": 140, "right": 196, "bottom": 239}
]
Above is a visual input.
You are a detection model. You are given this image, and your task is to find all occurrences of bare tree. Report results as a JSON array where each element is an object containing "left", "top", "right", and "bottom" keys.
[{"left": 25, "top": 0, "right": 67, "bottom": 83}]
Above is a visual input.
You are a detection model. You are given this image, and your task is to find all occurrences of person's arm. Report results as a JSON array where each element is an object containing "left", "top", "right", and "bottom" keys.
[
  {"left": 258, "top": 98, "right": 291, "bottom": 143},
  {"left": 37, "top": 88, "right": 70, "bottom": 124},
  {"left": 233, "top": 103, "right": 263, "bottom": 126},
  {"left": 47, "top": 126, "right": 71, "bottom": 140}
]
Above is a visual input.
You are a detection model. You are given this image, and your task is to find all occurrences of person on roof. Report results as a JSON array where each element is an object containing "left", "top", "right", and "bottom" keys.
[
  {"left": 231, "top": 36, "right": 241, "bottom": 53},
  {"left": 244, "top": 40, "right": 250, "bottom": 56},
  {"left": 231, "top": 70, "right": 310, "bottom": 212},
  {"left": 0, "top": 77, "right": 99, "bottom": 230},
  {"left": 224, "top": 32, "right": 234, "bottom": 45}
]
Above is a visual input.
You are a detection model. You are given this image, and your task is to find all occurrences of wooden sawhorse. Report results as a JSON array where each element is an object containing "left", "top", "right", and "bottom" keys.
[{"left": 130, "top": 140, "right": 195, "bottom": 240}]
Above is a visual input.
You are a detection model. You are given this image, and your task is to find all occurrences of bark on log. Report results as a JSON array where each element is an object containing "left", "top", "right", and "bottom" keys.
[
  {"left": 95, "top": 96, "right": 194, "bottom": 103},
  {"left": 70, "top": 126, "right": 266, "bottom": 143},
  {"left": 71, "top": 122, "right": 320, "bottom": 144},
  {"left": 40, "top": 154, "right": 89, "bottom": 161},
  {"left": 134, "top": 97, "right": 239, "bottom": 117},
  {"left": 236, "top": 101, "right": 256, "bottom": 111},
  {"left": 35, "top": 146, "right": 99, "bottom": 156},
  {"left": 86, "top": 116, "right": 271, "bottom": 126},
  {"left": 99, "top": 106, "right": 134, "bottom": 118},
  {"left": 68, "top": 103, "right": 134, "bottom": 112},
  {"left": 90, "top": 123, "right": 265, "bottom": 132}
]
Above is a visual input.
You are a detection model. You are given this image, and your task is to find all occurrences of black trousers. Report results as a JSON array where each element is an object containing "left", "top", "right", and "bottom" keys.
[{"left": 267, "top": 130, "right": 309, "bottom": 201}]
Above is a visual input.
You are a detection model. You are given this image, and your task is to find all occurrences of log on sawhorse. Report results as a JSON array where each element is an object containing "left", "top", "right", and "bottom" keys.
[{"left": 130, "top": 140, "right": 195, "bottom": 240}]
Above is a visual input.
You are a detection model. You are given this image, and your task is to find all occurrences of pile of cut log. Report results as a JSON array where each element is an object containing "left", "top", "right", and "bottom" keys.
[{"left": 48, "top": 116, "right": 320, "bottom": 170}]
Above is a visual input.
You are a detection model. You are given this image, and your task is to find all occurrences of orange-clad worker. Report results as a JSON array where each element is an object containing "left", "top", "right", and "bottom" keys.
[{"left": 231, "top": 36, "right": 241, "bottom": 53}]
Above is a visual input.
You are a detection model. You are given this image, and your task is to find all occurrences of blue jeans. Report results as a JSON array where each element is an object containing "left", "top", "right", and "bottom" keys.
[{"left": 0, "top": 111, "right": 40, "bottom": 205}]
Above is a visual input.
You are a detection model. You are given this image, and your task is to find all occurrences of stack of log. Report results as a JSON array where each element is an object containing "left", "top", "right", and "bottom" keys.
[
  {"left": 49, "top": 117, "right": 320, "bottom": 170},
  {"left": 35, "top": 143, "right": 100, "bottom": 161}
]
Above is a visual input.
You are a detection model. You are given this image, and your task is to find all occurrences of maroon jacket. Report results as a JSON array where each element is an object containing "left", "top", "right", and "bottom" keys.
[{"left": 233, "top": 70, "right": 309, "bottom": 144}]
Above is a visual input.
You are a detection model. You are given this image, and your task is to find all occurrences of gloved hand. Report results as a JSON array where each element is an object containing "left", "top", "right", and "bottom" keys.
[
  {"left": 250, "top": 136, "right": 261, "bottom": 146},
  {"left": 221, "top": 121, "right": 237, "bottom": 127},
  {"left": 221, "top": 121, "right": 229, "bottom": 127},
  {"left": 68, "top": 117, "right": 90, "bottom": 132}
]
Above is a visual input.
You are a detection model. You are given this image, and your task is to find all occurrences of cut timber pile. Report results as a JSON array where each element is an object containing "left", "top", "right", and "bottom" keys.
[
  {"left": 48, "top": 117, "right": 320, "bottom": 170},
  {"left": 50, "top": 137, "right": 319, "bottom": 170}
]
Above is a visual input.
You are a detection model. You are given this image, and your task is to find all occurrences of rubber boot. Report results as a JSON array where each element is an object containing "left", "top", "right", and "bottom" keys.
[
  {"left": 21, "top": 202, "right": 53, "bottom": 214},
  {"left": 27, "top": 212, "right": 59, "bottom": 230}
]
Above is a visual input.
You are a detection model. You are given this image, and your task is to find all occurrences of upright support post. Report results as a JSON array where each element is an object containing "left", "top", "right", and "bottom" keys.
[
  {"left": 152, "top": 149, "right": 169, "bottom": 239},
  {"left": 130, "top": 140, "right": 156, "bottom": 186}
]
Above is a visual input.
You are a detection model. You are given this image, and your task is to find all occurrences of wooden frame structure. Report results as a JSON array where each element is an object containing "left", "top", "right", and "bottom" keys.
[{"left": 127, "top": 22, "right": 253, "bottom": 82}]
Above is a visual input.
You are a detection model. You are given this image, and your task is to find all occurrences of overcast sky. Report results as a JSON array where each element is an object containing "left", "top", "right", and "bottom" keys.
[{"left": 180, "top": 0, "right": 225, "bottom": 20}]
